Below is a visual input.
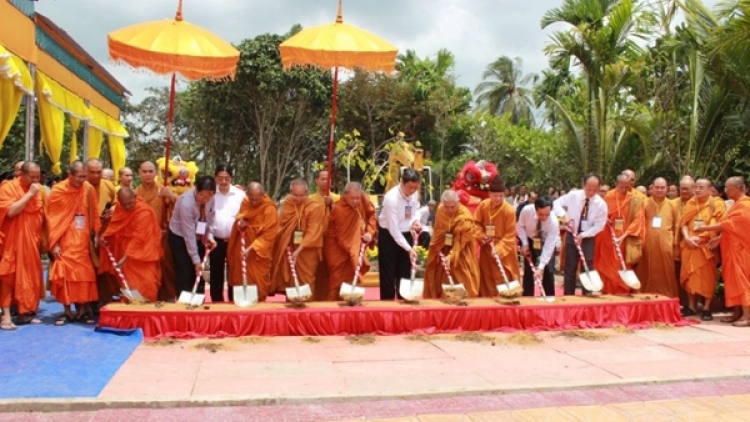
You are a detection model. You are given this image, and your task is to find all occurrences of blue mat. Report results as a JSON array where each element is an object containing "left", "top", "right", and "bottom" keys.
[{"left": 0, "top": 297, "right": 143, "bottom": 398}]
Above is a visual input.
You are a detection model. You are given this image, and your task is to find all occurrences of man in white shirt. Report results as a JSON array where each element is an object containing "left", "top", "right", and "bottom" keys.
[
  {"left": 378, "top": 169, "right": 422, "bottom": 299},
  {"left": 208, "top": 164, "right": 245, "bottom": 302},
  {"left": 553, "top": 174, "right": 608, "bottom": 295},
  {"left": 517, "top": 196, "right": 560, "bottom": 297}
]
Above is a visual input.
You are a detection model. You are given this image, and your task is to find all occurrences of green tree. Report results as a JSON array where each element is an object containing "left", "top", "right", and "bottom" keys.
[{"left": 474, "top": 56, "right": 538, "bottom": 126}]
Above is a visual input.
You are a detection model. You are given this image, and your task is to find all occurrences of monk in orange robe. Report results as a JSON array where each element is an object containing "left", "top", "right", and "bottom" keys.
[
  {"left": 695, "top": 176, "right": 750, "bottom": 325},
  {"left": 135, "top": 161, "right": 178, "bottom": 301},
  {"left": 635, "top": 177, "right": 679, "bottom": 297},
  {"left": 310, "top": 170, "right": 340, "bottom": 300},
  {"left": 99, "top": 188, "right": 162, "bottom": 302},
  {"left": 85, "top": 159, "right": 118, "bottom": 309},
  {"left": 269, "top": 179, "right": 325, "bottom": 300},
  {"left": 0, "top": 162, "right": 47, "bottom": 329},
  {"left": 226, "top": 182, "right": 278, "bottom": 302},
  {"left": 326, "top": 182, "right": 377, "bottom": 300},
  {"left": 594, "top": 173, "right": 646, "bottom": 295},
  {"left": 623, "top": 169, "right": 646, "bottom": 199},
  {"left": 679, "top": 178, "right": 725, "bottom": 321},
  {"left": 48, "top": 161, "right": 100, "bottom": 325},
  {"left": 476, "top": 176, "right": 520, "bottom": 297},
  {"left": 425, "top": 190, "right": 481, "bottom": 298}
]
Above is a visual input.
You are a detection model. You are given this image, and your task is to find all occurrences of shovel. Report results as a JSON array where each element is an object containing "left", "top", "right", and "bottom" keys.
[
  {"left": 233, "top": 231, "right": 258, "bottom": 307},
  {"left": 608, "top": 225, "right": 641, "bottom": 290},
  {"left": 399, "top": 231, "right": 424, "bottom": 301},
  {"left": 285, "top": 247, "right": 312, "bottom": 302},
  {"left": 101, "top": 242, "right": 147, "bottom": 303},
  {"left": 565, "top": 222, "right": 603, "bottom": 292},
  {"left": 340, "top": 242, "right": 367, "bottom": 302},
  {"left": 438, "top": 252, "right": 467, "bottom": 298},
  {"left": 522, "top": 249, "right": 554, "bottom": 303},
  {"left": 491, "top": 244, "right": 523, "bottom": 297},
  {"left": 178, "top": 248, "right": 210, "bottom": 306}
]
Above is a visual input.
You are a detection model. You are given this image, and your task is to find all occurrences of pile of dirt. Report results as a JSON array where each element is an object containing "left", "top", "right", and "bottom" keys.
[
  {"left": 501, "top": 332, "right": 543, "bottom": 346},
  {"left": 346, "top": 334, "right": 377, "bottom": 345},
  {"left": 405, "top": 334, "right": 432, "bottom": 342},
  {"left": 146, "top": 338, "right": 179, "bottom": 347},
  {"left": 193, "top": 341, "right": 228, "bottom": 353},
  {"left": 235, "top": 336, "right": 271, "bottom": 345},
  {"left": 556, "top": 330, "right": 609, "bottom": 341},
  {"left": 302, "top": 337, "right": 322, "bottom": 344},
  {"left": 453, "top": 332, "right": 494, "bottom": 344},
  {"left": 652, "top": 322, "right": 676, "bottom": 330},
  {"left": 610, "top": 324, "right": 634, "bottom": 334}
]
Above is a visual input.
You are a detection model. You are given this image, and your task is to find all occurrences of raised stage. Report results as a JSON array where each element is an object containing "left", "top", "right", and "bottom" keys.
[{"left": 98, "top": 294, "right": 692, "bottom": 339}]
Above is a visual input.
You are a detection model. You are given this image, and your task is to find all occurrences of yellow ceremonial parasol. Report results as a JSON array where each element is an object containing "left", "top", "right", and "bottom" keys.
[
  {"left": 107, "top": 0, "right": 240, "bottom": 183},
  {"left": 279, "top": 0, "right": 397, "bottom": 190}
]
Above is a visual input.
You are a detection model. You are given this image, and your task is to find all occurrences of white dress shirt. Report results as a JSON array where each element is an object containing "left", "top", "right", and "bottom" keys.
[
  {"left": 553, "top": 190, "right": 607, "bottom": 239},
  {"left": 516, "top": 204, "right": 560, "bottom": 268},
  {"left": 213, "top": 185, "right": 245, "bottom": 239},
  {"left": 378, "top": 185, "right": 420, "bottom": 251}
]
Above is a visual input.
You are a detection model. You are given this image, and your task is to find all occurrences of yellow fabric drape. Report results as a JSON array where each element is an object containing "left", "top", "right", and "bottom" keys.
[
  {"left": 36, "top": 74, "right": 65, "bottom": 175},
  {"left": 108, "top": 135, "right": 125, "bottom": 182},
  {"left": 68, "top": 116, "right": 80, "bottom": 162},
  {"left": 88, "top": 125, "right": 103, "bottom": 159},
  {"left": 0, "top": 45, "right": 33, "bottom": 148}
]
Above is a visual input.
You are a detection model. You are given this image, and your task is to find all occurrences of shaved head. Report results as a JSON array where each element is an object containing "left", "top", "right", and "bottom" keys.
[
  {"left": 623, "top": 169, "right": 636, "bottom": 188},
  {"left": 679, "top": 175, "right": 696, "bottom": 201},
  {"left": 344, "top": 182, "right": 362, "bottom": 193},
  {"left": 68, "top": 161, "right": 86, "bottom": 188},
  {"left": 695, "top": 178, "right": 712, "bottom": 200},
  {"left": 139, "top": 161, "right": 157, "bottom": 185},
  {"left": 102, "top": 168, "right": 115, "bottom": 182},
  {"left": 247, "top": 182, "right": 264, "bottom": 194},
  {"left": 117, "top": 187, "right": 137, "bottom": 211},
  {"left": 725, "top": 176, "right": 746, "bottom": 200},
  {"left": 615, "top": 173, "right": 630, "bottom": 195},
  {"left": 652, "top": 177, "right": 668, "bottom": 200}
]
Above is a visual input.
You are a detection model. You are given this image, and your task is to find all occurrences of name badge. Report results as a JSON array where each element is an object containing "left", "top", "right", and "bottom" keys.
[
  {"left": 293, "top": 230, "right": 304, "bottom": 245},
  {"left": 614, "top": 218, "right": 624, "bottom": 231},
  {"left": 74, "top": 213, "right": 85, "bottom": 230},
  {"left": 652, "top": 216, "right": 662, "bottom": 229},
  {"left": 405, "top": 205, "right": 412, "bottom": 220},
  {"left": 445, "top": 232, "right": 454, "bottom": 247},
  {"left": 693, "top": 219, "right": 704, "bottom": 231},
  {"left": 485, "top": 225, "right": 495, "bottom": 237},
  {"left": 533, "top": 237, "right": 542, "bottom": 250},
  {"left": 195, "top": 221, "right": 207, "bottom": 235}
]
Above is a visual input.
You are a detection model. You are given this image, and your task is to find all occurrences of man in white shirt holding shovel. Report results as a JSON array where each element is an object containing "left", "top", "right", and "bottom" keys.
[
  {"left": 554, "top": 174, "right": 608, "bottom": 295},
  {"left": 517, "top": 196, "right": 560, "bottom": 297}
]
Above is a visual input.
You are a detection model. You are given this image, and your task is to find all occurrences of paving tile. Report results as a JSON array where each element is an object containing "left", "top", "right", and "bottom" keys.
[
  {"left": 466, "top": 411, "right": 521, "bottom": 422},
  {"left": 558, "top": 405, "right": 628, "bottom": 421},
  {"left": 598, "top": 358, "right": 740, "bottom": 380},
  {"left": 509, "top": 407, "right": 580, "bottom": 421},
  {"left": 566, "top": 345, "right": 691, "bottom": 366},
  {"left": 634, "top": 326, "right": 734, "bottom": 344},
  {"left": 416, "top": 415, "right": 474, "bottom": 422},
  {"left": 714, "top": 395, "right": 750, "bottom": 411},
  {"left": 665, "top": 341, "right": 750, "bottom": 358}
]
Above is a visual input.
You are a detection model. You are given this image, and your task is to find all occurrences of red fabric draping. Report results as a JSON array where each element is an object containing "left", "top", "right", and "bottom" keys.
[{"left": 98, "top": 297, "right": 693, "bottom": 339}]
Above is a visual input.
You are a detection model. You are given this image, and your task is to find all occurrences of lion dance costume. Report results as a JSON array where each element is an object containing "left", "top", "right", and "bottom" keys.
[{"left": 452, "top": 160, "right": 498, "bottom": 214}]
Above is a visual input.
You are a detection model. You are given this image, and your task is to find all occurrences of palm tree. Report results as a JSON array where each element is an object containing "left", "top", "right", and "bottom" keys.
[
  {"left": 396, "top": 48, "right": 456, "bottom": 101},
  {"left": 474, "top": 56, "right": 538, "bottom": 126},
  {"left": 534, "top": 57, "right": 573, "bottom": 129}
]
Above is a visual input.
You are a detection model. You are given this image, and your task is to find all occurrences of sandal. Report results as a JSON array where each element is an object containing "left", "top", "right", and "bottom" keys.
[
  {"left": 0, "top": 321, "right": 16, "bottom": 331},
  {"left": 16, "top": 315, "right": 42, "bottom": 325},
  {"left": 732, "top": 319, "right": 750, "bottom": 327},
  {"left": 681, "top": 307, "right": 697, "bottom": 317},
  {"left": 721, "top": 314, "right": 742, "bottom": 323},
  {"left": 76, "top": 313, "right": 96, "bottom": 325},
  {"left": 701, "top": 310, "right": 713, "bottom": 321},
  {"left": 55, "top": 314, "right": 73, "bottom": 326}
]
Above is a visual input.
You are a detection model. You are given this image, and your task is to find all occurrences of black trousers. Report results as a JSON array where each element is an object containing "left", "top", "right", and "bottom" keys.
[
  {"left": 563, "top": 234, "right": 595, "bottom": 295},
  {"left": 209, "top": 238, "right": 230, "bottom": 302},
  {"left": 522, "top": 238, "right": 556, "bottom": 297},
  {"left": 378, "top": 227, "right": 415, "bottom": 300},
  {"left": 169, "top": 230, "right": 206, "bottom": 296}
]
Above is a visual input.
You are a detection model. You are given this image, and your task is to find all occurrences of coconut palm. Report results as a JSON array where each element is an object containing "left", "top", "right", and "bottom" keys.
[
  {"left": 396, "top": 48, "right": 457, "bottom": 101},
  {"left": 474, "top": 56, "right": 538, "bottom": 126}
]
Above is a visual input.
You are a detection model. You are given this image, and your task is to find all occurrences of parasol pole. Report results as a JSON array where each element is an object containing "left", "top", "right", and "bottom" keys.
[
  {"left": 163, "top": 0, "right": 183, "bottom": 189},
  {"left": 327, "top": 66, "right": 339, "bottom": 193}
]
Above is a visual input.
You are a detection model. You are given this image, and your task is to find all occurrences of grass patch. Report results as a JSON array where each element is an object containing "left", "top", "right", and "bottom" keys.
[
  {"left": 346, "top": 334, "right": 377, "bottom": 345},
  {"left": 556, "top": 330, "right": 610, "bottom": 341}
]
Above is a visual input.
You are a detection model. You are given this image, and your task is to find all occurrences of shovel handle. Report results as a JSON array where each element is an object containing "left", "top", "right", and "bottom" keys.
[
  {"left": 438, "top": 252, "right": 455, "bottom": 286},
  {"left": 607, "top": 224, "right": 629, "bottom": 271},
  {"left": 489, "top": 243, "right": 511, "bottom": 285},
  {"left": 409, "top": 230, "right": 419, "bottom": 272},
  {"left": 240, "top": 232, "right": 249, "bottom": 287},
  {"left": 193, "top": 248, "right": 211, "bottom": 294},
  {"left": 565, "top": 221, "right": 593, "bottom": 274},
  {"left": 520, "top": 245, "right": 548, "bottom": 299},
  {"left": 286, "top": 247, "right": 301, "bottom": 289},
  {"left": 351, "top": 242, "right": 367, "bottom": 287},
  {"left": 101, "top": 241, "right": 132, "bottom": 292}
]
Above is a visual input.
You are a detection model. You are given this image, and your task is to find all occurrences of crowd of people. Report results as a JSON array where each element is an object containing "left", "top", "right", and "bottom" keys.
[{"left": 0, "top": 159, "right": 749, "bottom": 331}]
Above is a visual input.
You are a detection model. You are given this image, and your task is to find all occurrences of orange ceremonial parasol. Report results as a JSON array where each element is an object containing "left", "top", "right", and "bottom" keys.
[
  {"left": 107, "top": 0, "right": 240, "bottom": 183},
  {"left": 279, "top": 0, "right": 398, "bottom": 190}
]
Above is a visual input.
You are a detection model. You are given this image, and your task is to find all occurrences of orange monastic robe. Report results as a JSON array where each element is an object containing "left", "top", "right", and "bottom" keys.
[
  {"left": 269, "top": 197, "right": 325, "bottom": 298},
  {"left": 424, "top": 204, "right": 481, "bottom": 298},
  {"left": 595, "top": 190, "right": 646, "bottom": 295},
  {"left": 47, "top": 180, "right": 99, "bottom": 305},
  {"left": 310, "top": 191, "right": 340, "bottom": 300},
  {"left": 135, "top": 182, "right": 176, "bottom": 301},
  {"left": 475, "top": 199, "right": 520, "bottom": 297},
  {"left": 226, "top": 195, "right": 278, "bottom": 302},
  {"left": 0, "top": 180, "right": 46, "bottom": 314},
  {"left": 679, "top": 197, "right": 725, "bottom": 298},
  {"left": 325, "top": 195, "right": 377, "bottom": 300},
  {"left": 99, "top": 197, "right": 163, "bottom": 302},
  {"left": 635, "top": 197, "right": 679, "bottom": 297},
  {"left": 719, "top": 196, "right": 750, "bottom": 307}
]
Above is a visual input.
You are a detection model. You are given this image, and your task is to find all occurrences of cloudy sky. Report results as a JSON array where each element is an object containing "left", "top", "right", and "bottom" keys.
[{"left": 34, "top": 0, "right": 711, "bottom": 104}]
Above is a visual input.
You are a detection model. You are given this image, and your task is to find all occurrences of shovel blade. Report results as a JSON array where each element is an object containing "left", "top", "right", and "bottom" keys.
[
  {"left": 496, "top": 280, "right": 523, "bottom": 297},
  {"left": 580, "top": 271, "right": 603, "bottom": 292},
  {"left": 340, "top": 282, "right": 365, "bottom": 299},
  {"left": 178, "top": 291, "right": 205, "bottom": 306},
  {"left": 399, "top": 277, "right": 424, "bottom": 301},
  {"left": 286, "top": 284, "right": 312, "bottom": 301},
  {"left": 442, "top": 283, "right": 467, "bottom": 292},
  {"left": 233, "top": 285, "right": 258, "bottom": 308},
  {"left": 120, "top": 288, "right": 146, "bottom": 302},
  {"left": 619, "top": 270, "right": 641, "bottom": 290},
  {"left": 537, "top": 296, "right": 556, "bottom": 303}
]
